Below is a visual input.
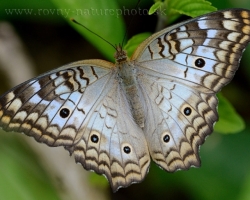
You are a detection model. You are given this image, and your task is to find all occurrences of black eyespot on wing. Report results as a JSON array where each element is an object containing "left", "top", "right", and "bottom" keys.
[
  {"left": 123, "top": 146, "right": 131, "bottom": 154},
  {"left": 184, "top": 107, "right": 192, "bottom": 116},
  {"left": 91, "top": 134, "right": 99, "bottom": 143},
  {"left": 60, "top": 108, "right": 70, "bottom": 118},
  {"left": 163, "top": 134, "right": 170, "bottom": 143},
  {"left": 195, "top": 58, "right": 205, "bottom": 68}
]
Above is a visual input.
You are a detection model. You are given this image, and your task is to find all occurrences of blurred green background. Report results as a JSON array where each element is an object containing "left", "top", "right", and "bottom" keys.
[{"left": 0, "top": 0, "right": 250, "bottom": 199}]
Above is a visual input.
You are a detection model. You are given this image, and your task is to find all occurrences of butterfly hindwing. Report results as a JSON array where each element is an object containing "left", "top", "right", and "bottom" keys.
[
  {"left": 138, "top": 74, "right": 218, "bottom": 171},
  {"left": 66, "top": 80, "right": 150, "bottom": 191}
]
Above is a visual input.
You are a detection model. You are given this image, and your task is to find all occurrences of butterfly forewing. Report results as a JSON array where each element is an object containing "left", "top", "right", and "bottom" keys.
[
  {"left": 0, "top": 61, "right": 113, "bottom": 145},
  {"left": 133, "top": 9, "right": 250, "bottom": 92}
]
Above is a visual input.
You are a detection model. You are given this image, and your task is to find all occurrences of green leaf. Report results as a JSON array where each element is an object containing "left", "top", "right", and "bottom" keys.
[
  {"left": 168, "top": 0, "right": 217, "bottom": 17},
  {"left": 214, "top": 93, "right": 245, "bottom": 134},
  {"left": 157, "top": 0, "right": 217, "bottom": 24},
  {"left": 124, "top": 32, "right": 152, "bottom": 57},
  {"left": 51, "top": 0, "right": 125, "bottom": 61},
  {"left": 149, "top": 1, "right": 163, "bottom": 15},
  {"left": 89, "top": 172, "right": 108, "bottom": 189}
]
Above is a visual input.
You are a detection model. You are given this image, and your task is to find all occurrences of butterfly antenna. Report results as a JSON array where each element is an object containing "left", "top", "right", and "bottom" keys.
[
  {"left": 121, "top": 0, "right": 142, "bottom": 48},
  {"left": 71, "top": 18, "right": 117, "bottom": 50}
]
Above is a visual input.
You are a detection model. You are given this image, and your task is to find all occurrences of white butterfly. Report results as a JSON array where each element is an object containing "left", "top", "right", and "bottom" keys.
[{"left": 0, "top": 9, "right": 249, "bottom": 191}]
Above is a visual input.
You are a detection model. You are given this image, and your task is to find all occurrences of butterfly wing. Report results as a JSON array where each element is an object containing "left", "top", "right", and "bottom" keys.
[
  {"left": 0, "top": 60, "right": 150, "bottom": 191},
  {"left": 132, "top": 9, "right": 250, "bottom": 171},
  {"left": 0, "top": 60, "right": 113, "bottom": 145},
  {"left": 65, "top": 76, "right": 150, "bottom": 192},
  {"left": 139, "top": 75, "right": 218, "bottom": 171}
]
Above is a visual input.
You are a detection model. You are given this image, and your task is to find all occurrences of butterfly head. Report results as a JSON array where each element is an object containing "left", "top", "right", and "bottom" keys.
[{"left": 114, "top": 44, "right": 128, "bottom": 64}]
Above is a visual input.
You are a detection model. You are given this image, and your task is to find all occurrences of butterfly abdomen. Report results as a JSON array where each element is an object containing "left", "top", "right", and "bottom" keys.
[{"left": 117, "top": 61, "right": 145, "bottom": 128}]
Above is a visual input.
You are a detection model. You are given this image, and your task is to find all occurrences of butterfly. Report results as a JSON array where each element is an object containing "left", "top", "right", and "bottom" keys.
[{"left": 0, "top": 9, "right": 249, "bottom": 192}]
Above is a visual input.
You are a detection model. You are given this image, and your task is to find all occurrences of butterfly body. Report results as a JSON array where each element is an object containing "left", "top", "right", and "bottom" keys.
[
  {"left": 116, "top": 47, "right": 146, "bottom": 127},
  {"left": 0, "top": 9, "right": 250, "bottom": 191}
]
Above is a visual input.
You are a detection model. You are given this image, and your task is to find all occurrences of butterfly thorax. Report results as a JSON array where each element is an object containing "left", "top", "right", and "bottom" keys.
[{"left": 115, "top": 46, "right": 145, "bottom": 128}]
